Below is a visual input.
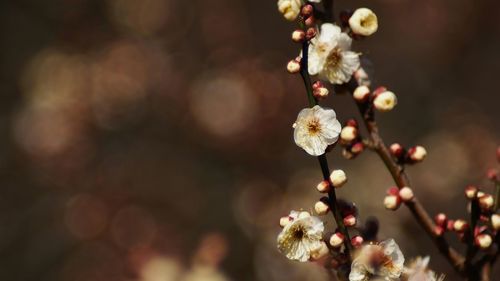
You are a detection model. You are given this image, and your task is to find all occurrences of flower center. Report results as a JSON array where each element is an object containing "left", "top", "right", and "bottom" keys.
[
  {"left": 325, "top": 48, "right": 342, "bottom": 70},
  {"left": 369, "top": 250, "right": 393, "bottom": 272},
  {"left": 292, "top": 226, "right": 305, "bottom": 239},
  {"left": 361, "top": 15, "right": 376, "bottom": 28},
  {"left": 307, "top": 118, "right": 322, "bottom": 135}
]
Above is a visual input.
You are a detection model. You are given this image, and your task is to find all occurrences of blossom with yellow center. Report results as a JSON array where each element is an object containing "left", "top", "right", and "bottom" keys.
[
  {"left": 293, "top": 105, "right": 342, "bottom": 156},
  {"left": 307, "top": 23, "right": 360, "bottom": 84},
  {"left": 349, "top": 239, "right": 405, "bottom": 281},
  {"left": 349, "top": 8, "right": 379, "bottom": 36},
  {"left": 277, "top": 211, "right": 325, "bottom": 262}
]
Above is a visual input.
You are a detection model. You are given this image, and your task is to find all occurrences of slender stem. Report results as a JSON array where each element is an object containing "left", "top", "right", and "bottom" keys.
[
  {"left": 346, "top": 81, "right": 467, "bottom": 274},
  {"left": 299, "top": 41, "right": 317, "bottom": 107}
]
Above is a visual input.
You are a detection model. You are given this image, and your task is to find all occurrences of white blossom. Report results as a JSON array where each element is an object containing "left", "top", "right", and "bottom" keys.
[
  {"left": 404, "top": 256, "right": 445, "bottom": 281},
  {"left": 308, "top": 23, "right": 360, "bottom": 84},
  {"left": 293, "top": 105, "right": 342, "bottom": 156},
  {"left": 349, "top": 239, "right": 405, "bottom": 281},
  {"left": 277, "top": 211, "right": 325, "bottom": 262},
  {"left": 349, "top": 8, "right": 378, "bottom": 36},
  {"left": 277, "top": 0, "right": 322, "bottom": 21}
]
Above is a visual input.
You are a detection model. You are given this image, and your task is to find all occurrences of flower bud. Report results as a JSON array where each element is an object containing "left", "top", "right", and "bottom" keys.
[
  {"left": 453, "top": 219, "right": 468, "bottom": 232},
  {"left": 475, "top": 233, "right": 493, "bottom": 249},
  {"left": 486, "top": 168, "right": 498, "bottom": 182},
  {"left": 340, "top": 126, "right": 357, "bottom": 143},
  {"left": 315, "top": 200, "right": 330, "bottom": 215},
  {"left": 310, "top": 241, "right": 329, "bottom": 260},
  {"left": 312, "top": 81, "right": 324, "bottom": 90},
  {"left": 306, "top": 27, "right": 317, "bottom": 40},
  {"left": 434, "top": 226, "right": 445, "bottom": 236},
  {"left": 353, "top": 85, "right": 370, "bottom": 103},
  {"left": 330, "top": 169, "right": 347, "bottom": 188},
  {"left": 373, "top": 90, "right": 397, "bottom": 112},
  {"left": 491, "top": 214, "right": 500, "bottom": 230},
  {"left": 316, "top": 180, "right": 330, "bottom": 193},
  {"left": 291, "top": 30, "right": 306, "bottom": 43},
  {"left": 408, "top": 146, "right": 427, "bottom": 163},
  {"left": 434, "top": 213, "right": 448, "bottom": 227},
  {"left": 301, "top": 4, "right": 314, "bottom": 17},
  {"left": 304, "top": 16, "right": 315, "bottom": 27},
  {"left": 313, "top": 86, "right": 329, "bottom": 99},
  {"left": 351, "top": 236, "right": 364, "bottom": 248},
  {"left": 387, "top": 187, "right": 400, "bottom": 196},
  {"left": 298, "top": 211, "right": 311, "bottom": 219},
  {"left": 351, "top": 142, "right": 364, "bottom": 155},
  {"left": 329, "top": 232, "right": 345, "bottom": 248},
  {"left": 277, "top": 0, "right": 301, "bottom": 21},
  {"left": 464, "top": 185, "right": 478, "bottom": 199},
  {"left": 389, "top": 143, "right": 404, "bottom": 159},
  {"left": 286, "top": 58, "right": 301, "bottom": 74},
  {"left": 399, "top": 186, "right": 414, "bottom": 202},
  {"left": 446, "top": 220, "right": 455, "bottom": 231},
  {"left": 479, "top": 193, "right": 494, "bottom": 210},
  {"left": 279, "top": 216, "right": 292, "bottom": 227},
  {"left": 343, "top": 214, "right": 357, "bottom": 227},
  {"left": 384, "top": 195, "right": 401, "bottom": 210},
  {"left": 349, "top": 8, "right": 378, "bottom": 37}
]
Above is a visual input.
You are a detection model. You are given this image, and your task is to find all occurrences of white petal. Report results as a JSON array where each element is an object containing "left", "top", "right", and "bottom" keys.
[
  {"left": 318, "top": 23, "right": 341, "bottom": 44},
  {"left": 336, "top": 32, "right": 353, "bottom": 51},
  {"left": 349, "top": 261, "right": 369, "bottom": 281}
]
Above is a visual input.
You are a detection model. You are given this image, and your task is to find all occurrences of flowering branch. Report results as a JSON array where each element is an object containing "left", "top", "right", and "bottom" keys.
[{"left": 344, "top": 80, "right": 468, "bottom": 274}]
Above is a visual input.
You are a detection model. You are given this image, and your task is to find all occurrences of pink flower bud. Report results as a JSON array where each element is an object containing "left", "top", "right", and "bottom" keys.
[
  {"left": 446, "top": 220, "right": 455, "bottom": 231},
  {"left": 340, "top": 126, "right": 357, "bottom": 143},
  {"left": 372, "top": 86, "right": 387, "bottom": 96},
  {"left": 314, "top": 200, "right": 330, "bottom": 215},
  {"left": 475, "top": 233, "right": 493, "bottom": 249},
  {"left": 399, "top": 186, "right": 414, "bottom": 202},
  {"left": 389, "top": 143, "right": 404, "bottom": 159},
  {"left": 434, "top": 226, "right": 445, "bottom": 236},
  {"left": 453, "top": 219, "right": 469, "bottom": 232},
  {"left": 301, "top": 4, "right": 314, "bottom": 17},
  {"left": 330, "top": 169, "right": 347, "bottom": 188},
  {"left": 351, "top": 142, "right": 364, "bottom": 155},
  {"left": 329, "top": 232, "right": 345, "bottom": 248},
  {"left": 306, "top": 27, "right": 317, "bottom": 40},
  {"left": 343, "top": 214, "right": 357, "bottom": 227},
  {"left": 479, "top": 193, "right": 494, "bottom": 210},
  {"left": 304, "top": 16, "right": 315, "bottom": 26},
  {"left": 387, "top": 187, "right": 400, "bottom": 196},
  {"left": 316, "top": 180, "right": 330, "bottom": 193},
  {"left": 291, "top": 30, "right": 306, "bottom": 43},
  {"left": 486, "top": 168, "right": 498, "bottom": 182},
  {"left": 353, "top": 85, "right": 370, "bottom": 103},
  {"left": 384, "top": 195, "right": 401, "bottom": 210},
  {"left": 464, "top": 185, "right": 478, "bottom": 199},
  {"left": 286, "top": 58, "right": 301, "bottom": 73},
  {"left": 313, "top": 86, "right": 329, "bottom": 99},
  {"left": 312, "top": 81, "right": 324, "bottom": 90},
  {"left": 434, "top": 213, "right": 448, "bottom": 227},
  {"left": 345, "top": 119, "right": 358, "bottom": 128},
  {"left": 408, "top": 146, "right": 427, "bottom": 163},
  {"left": 351, "top": 236, "right": 364, "bottom": 248}
]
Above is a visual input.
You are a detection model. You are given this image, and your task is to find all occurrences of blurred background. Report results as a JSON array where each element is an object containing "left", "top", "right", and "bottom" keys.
[{"left": 0, "top": 0, "right": 499, "bottom": 280}]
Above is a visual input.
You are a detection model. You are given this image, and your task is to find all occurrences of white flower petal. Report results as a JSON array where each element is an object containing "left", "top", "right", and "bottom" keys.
[{"left": 349, "top": 261, "right": 369, "bottom": 281}]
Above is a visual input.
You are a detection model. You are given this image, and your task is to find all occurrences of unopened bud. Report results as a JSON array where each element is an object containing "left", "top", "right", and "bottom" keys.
[
  {"left": 345, "top": 119, "right": 358, "bottom": 128},
  {"left": 479, "top": 194, "right": 494, "bottom": 210},
  {"left": 316, "top": 180, "right": 330, "bottom": 193},
  {"left": 287, "top": 58, "right": 301, "bottom": 73},
  {"left": 434, "top": 213, "right": 448, "bottom": 227},
  {"left": 343, "top": 214, "right": 357, "bottom": 227},
  {"left": 312, "top": 81, "right": 324, "bottom": 90},
  {"left": 340, "top": 126, "right": 357, "bottom": 143},
  {"left": 475, "top": 233, "right": 493, "bottom": 249},
  {"left": 373, "top": 89, "right": 397, "bottom": 112},
  {"left": 389, "top": 143, "right": 404, "bottom": 159},
  {"left": 453, "top": 219, "right": 468, "bottom": 232},
  {"left": 314, "top": 200, "right": 330, "bottom": 215},
  {"left": 491, "top": 214, "right": 500, "bottom": 230},
  {"left": 399, "top": 186, "right": 414, "bottom": 202},
  {"left": 298, "top": 211, "right": 311, "bottom": 219},
  {"left": 465, "top": 185, "right": 478, "bottom": 199},
  {"left": 301, "top": 4, "right": 314, "bottom": 17},
  {"left": 310, "top": 242, "right": 329, "bottom": 260},
  {"left": 351, "top": 236, "right": 364, "bottom": 248},
  {"left": 486, "top": 168, "right": 498, "bottom": 182},
  {"left": 351, "top": 142, "right": 364, "bottom": 155},
  {"left": 446, "top": 220, "right": 455, "bottom": 231},
  {"left": 291, "top": 30, "right": 306, "bottom": 43},
  {"left": 384, "top": 195, "right": 401, "bottom": 210},
  {"left": 408, "top": 146, "right": 427, "bottom": 163},
  {"left": 280, "top": 216, "right": 292, "bottom": 227},
  {"left": 387, "top": 187, "right": 400, "bottom": 196},
  {"left": 353, "top": 85, "right": 370, "bottom": 103},
  {"left": 304, "top": 16, "right": 315, "bottom": 26},
  {"left": 313, "top": 87, "right": 329, "bottom": 99},
  {"left": 329, "top": 232, "right": 345, "bottom": 248},
  {"left": 434, "top": 226, "right": 445, "bottom": 236},
  {"left": 306, "top": 27, "right": 317, "bottom": 40},
  {"left": 330, "top": 169, "right": 347, "bottom": 188}
]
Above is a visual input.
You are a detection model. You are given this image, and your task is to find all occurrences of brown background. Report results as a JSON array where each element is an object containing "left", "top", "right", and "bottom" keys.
[{"left": 0, "top": 0, "right": 499, "bottom": 280}]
